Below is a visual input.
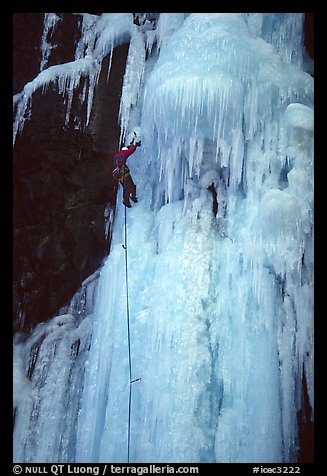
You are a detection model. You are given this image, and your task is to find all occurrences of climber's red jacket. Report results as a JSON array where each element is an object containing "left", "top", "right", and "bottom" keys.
[{"left": 115, "top": 144, "right": 137, "bottom": 165}]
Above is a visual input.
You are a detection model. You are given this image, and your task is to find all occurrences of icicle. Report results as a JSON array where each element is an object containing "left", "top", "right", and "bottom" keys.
[
  {"left": 86, "top": 65, "right": 102, "bottom": 126},
  {"left": 75, "top": 13, "right": 99, "bottom": 60},
  {"left": 119, "top": 30, "right": 147, "bottom": 144},
  {"left": 13, "top": 56, "right": 101, "bottom": 144},
  {"left": 104, "top": 203, "right": 115, "bottom": 242},
  {"left": 13, "top": 91, "right": 33, "bottom": 144},
  {"left": 106, "top": 46, "right": 114, "bottom": 82},
  {"left": 40, "top": 13, "right": 61, "bottom": 71}
]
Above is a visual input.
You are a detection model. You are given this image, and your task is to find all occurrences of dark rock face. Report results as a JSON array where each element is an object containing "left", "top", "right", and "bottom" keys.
[
  {"left": 304, "top": 13, "right": 314, "bottom": 59},
  {"left": 297, "top": 369, "right": 314, "bottom": 462},
  {"left": 13, "top": 13, "right": 129, "bottom": 333},
  {"left": 13, "top": 13, "right": 44, "bottom": 95}
]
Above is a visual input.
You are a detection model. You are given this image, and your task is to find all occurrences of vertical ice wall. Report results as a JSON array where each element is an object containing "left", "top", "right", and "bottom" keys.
[
  {"left": 76, "top": 13, "right": 313, "bottom": 463},
  {"left": 13, "top": 13, "right": 313, "bottom": 463},
  {"left": 143, "top": 13, "right": 313, "bottom": 463}
]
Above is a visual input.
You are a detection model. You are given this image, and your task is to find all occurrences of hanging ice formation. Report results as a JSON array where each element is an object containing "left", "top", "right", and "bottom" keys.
[
  {"left": 13, "top": 13, "right": 313, "bottom": 463},
  {"left": 39, "top": 13, "right": 61, "bottom": 72}
]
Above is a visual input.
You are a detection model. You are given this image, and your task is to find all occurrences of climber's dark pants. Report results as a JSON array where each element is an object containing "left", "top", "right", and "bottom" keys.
[{"left": 120, "top": 174, "right": 137, "bottom": 206}]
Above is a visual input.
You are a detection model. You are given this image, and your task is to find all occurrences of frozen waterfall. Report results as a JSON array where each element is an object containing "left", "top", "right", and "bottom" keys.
[{"left": 13, "top": 13, "right": 313, "bottom": 463}]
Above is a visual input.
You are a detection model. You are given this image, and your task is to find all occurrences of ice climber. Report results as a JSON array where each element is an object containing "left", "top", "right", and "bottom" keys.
[{"left": 113, "top": 140, "right": 141, "bottom": 208}]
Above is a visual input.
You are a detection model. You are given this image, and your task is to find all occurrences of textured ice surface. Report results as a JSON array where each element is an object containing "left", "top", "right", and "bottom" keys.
[{"left": 13, "top": 13, "right": 313, "bottom": 463}]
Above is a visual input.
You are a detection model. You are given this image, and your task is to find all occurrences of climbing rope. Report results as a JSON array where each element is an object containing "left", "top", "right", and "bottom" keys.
[
  {"left": 123, "top": 205, "right": 132, "bottom": 462},
  {"left": 123, "top": 205, "right": 140, "bottom": 463}
]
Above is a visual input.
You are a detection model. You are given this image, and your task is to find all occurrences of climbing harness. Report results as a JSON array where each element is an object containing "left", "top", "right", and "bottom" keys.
[
  {"left": 113, "top": 163, "right": 130, "bottom": 181},
  {"left": 123, "top": 204, "right": 141, "bottom": 463}
]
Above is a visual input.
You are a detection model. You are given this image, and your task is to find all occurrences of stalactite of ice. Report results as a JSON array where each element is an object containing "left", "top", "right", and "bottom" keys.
[
  {"left": 104, "top": 202, "right": 115, "bottom": 243},
  {"left": 75, "top": 14, "right": 100, "bottom": 60},
  {"left": 106, "top": 47, "right": 114, "bottom": 82},
  {"left": 13, "top": 56, "right": 101, "bottom": 143},
  {"left": 40, "top": 13, "right": 61, "bottom": 72},
  {"left": 118, "top": 29, "right": 147, "bottom": 145}
]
